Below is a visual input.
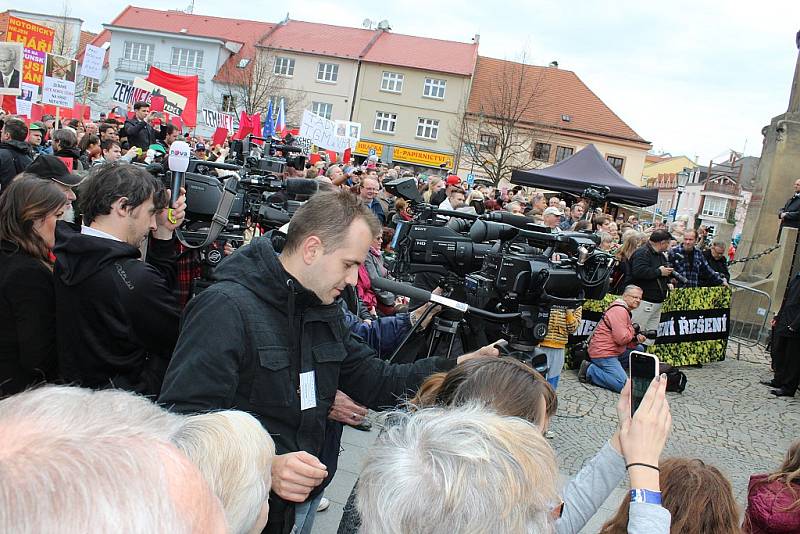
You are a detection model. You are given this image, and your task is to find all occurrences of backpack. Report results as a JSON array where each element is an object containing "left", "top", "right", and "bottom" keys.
[{"left": 660, "top": 362, "right": 687, "bottom": 393}]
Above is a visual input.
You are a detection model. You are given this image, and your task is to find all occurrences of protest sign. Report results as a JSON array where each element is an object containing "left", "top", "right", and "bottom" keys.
[
  {"left": 565, "top": 286, "right": 731, "bottom": 368},
  {"left": 80, "top": 44, "right": 105, "bottom": 80},
  {"left": 299, "top": 110, "right": 354, "bottom": 153},
  {"left": 133, "top": 78, "right": 187, "bottom": 117},
  {"left": 149, "top": 95, "right": 165, "bottom": 112},
  {"left": 5, "top": 16, "right": 54, "bottom": 88},
  {"left": 335, "top": 120, "right": 361, "bottom": 143},
  {"left": 15, "top": 98, "right": 32, "bottom": 117},
  {"left": 112, "top": 80, "right": 150, "bottom": 105},
  {"left": 19, "top": 82, "right": 37, "bottom": 101},
  {"left": 0, "top": 42, "right": 24, "bottom": 96},
  {"left": 211, "top": 127, "right": 228, "bottom": 147},
  {"left": 145, "top": 67, "right": 198, "bottom": 127},
  {"left": 202, "top": 108, "right": 236, "bottom": 130},
  {"left": 42, "top": 54, "right": 77, "bottom": 108}
]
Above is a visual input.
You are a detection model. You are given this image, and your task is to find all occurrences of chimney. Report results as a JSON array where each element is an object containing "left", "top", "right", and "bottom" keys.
[{"left": 548, "top": 60, "right": 558, "bottom": 68}]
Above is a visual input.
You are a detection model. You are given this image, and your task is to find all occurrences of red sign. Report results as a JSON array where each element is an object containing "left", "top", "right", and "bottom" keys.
[
  {"left": 6, "top": 16, "right": 55, "bottom": 87},
  {"left": 211, "top": 127, "right": 228, "bottom": 147}
]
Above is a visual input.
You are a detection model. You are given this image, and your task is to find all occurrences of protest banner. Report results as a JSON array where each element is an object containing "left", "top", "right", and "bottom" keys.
[
  {"left": 80, "top": 44, "right": 105, "bottom": 80},
  {"left": 202, "top": 108, "right": 236, "bottom": 131},
  {"left": 5, "top": 16, "right": 54, "bottom": 88},
  {"left": 112, "top": 80, "right": 151, "bottom": 105},
  {"left": 0, "top": 42, "right": 24, "bottom": 96},
  {"left": 565, "top": 286, "right": 731, "bottom": 368},
  {"left": 299, "top": 110, "right": 354, "bottom": 153},
  {"left": 145, "top": 67, "right": 198, "bottom": 127},
  {"left": 42, "top": 54, "right": 77, "bottom": 108},
  {"left": 133, "top": 78, "right": 187, "bottom": 117}
]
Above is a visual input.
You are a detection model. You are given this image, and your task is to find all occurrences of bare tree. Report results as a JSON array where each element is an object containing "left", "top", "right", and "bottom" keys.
[
  {"left": 50, "top": 1, "right": 78, "bottom": 57},
  {"left": 214, "top": 48, "right": 305, "bottom": 124},
  {"left": 454, "top": 52, "right": 550, "bottom": 185}
]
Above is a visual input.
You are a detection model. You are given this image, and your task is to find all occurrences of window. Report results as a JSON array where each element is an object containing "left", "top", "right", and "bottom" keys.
[
  {"left": 171, "top": 48, "right": 203, "bottom": 69},
  {"left": 222, "top": 95, "right": 236, "bottom": 113},
  {"left": 317, "top": 62, "right": 339, "bottom": 83},
  {"left": 607, "top": 155, "right": 625, "bottom": 173},
  {"left": 312, "top": 101, "right": 333, "bottom": 120},
  {"left": 123, "top": 41, "right": 153, "bottom": 63},
  {"left": 237, "top": 58, "right": 251, "bottom": 68},
  {"left": 416, "top": 118, "right": 439, "bottom": 140},
  {"left": 374, "top": 111, "right": 397, "bottom": 133},
  {"left": 701, "top": 197, "right": 728, "bottom": 218},
  {"left": 423, "top": 77, "right": 446, "bottom": 99},
  {"left": 533, "top": 142, "right": 551, "bottom": 162},
  {"left": 381, "top": 71, "right": 404, "bottom": 93},
  {"left": 478, "top": 134, "right": 497, "bottom": 152},
  {"left": 83, "top": 77, "right": 100, "bottom": 94},
  {"left": 274, "top": 57, "right": 295, "bottom": 76},
  {"left": 555, "top": 146, "right": 574, "bottom": 162}
]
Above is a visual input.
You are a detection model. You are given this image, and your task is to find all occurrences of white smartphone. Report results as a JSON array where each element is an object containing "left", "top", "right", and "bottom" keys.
[{"left": 629, "top": 350, "right": 659, "bottom": 416}]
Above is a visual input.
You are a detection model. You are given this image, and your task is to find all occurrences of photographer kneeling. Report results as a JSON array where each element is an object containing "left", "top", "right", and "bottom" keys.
[
  {"left": 158, "top": 189, "right": 498, "bottom": 534},
  {"left": 579, "top": 285, "right": 647, "bottom": 393}
]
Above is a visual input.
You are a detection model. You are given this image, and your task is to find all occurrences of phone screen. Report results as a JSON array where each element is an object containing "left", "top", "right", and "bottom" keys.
[{"left": 629, "top": 351, "right": 658, "bottom": 416}]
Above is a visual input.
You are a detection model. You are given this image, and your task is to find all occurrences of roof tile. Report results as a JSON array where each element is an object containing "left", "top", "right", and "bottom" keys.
[{"left": 361, "top": 32, "right": 478, "bottom": 76}]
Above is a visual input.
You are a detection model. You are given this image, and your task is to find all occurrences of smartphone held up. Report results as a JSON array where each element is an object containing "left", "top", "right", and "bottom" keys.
[{"left": 629, "top": 350, "right": 659, "bottom": 416}]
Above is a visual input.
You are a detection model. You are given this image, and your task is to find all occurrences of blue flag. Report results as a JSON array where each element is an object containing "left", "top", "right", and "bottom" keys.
[{"left": 262, "top": 99, "right": 274, "bottom": 137}]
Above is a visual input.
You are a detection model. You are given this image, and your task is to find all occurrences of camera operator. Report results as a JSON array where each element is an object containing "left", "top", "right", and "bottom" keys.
[
  {"left": 579, "top": 285, "right": 647, "bottom": 393},
  {"left": 53, "top": 163, "right": 186, "bottom": 396},
  {"left": 629, "top": 229, "right": 674, "bottom": 346},
  {"left": 158, "top": 189, "right": 498, "bottom": 534},
  {"left": 668, "top": 229, "right": 727, "bottom": 288}
]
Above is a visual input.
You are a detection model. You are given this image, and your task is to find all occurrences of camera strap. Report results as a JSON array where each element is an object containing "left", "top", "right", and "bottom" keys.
[
  {"left": 174, "top": 175, "right": 240, "bottom": 249},
  {"left": 588, "top": 303, "right": 628, "bottom": 341}
]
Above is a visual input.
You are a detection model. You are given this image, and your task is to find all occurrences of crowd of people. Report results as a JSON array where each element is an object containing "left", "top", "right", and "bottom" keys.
[{"left": 0, "top": 104, "right": 798, "bottom": 534}]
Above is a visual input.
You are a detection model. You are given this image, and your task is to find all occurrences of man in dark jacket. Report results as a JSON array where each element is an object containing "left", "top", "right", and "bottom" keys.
[
  {"left": 701, "top": 239, "right": 731, "bottom": 284},
  {"left": 122, "top": 100, "right": 158, "bottom": 151},
  {"left": 629, "top": 229, "right": 674, "bottom": 345},
  {"left": 53, "top": 164, "right": 186, "bottom": 396},
  {"left": 762, "top": 272, "right": 800, "bottom": 397},
  {"left": 158, "top": 190, "right": 497, "bottom": 534},
  {"left": 51, "top": 127, "right": 84, "bottom": 171},
  {"left": 668, "top": 229, "right": 726, "bottom": 288},
  {"left": 0, "top": 117, "right": 33, "bottom": 192},
  {"left": 778, "top": 179, "right": 800, "bottom": 240}
]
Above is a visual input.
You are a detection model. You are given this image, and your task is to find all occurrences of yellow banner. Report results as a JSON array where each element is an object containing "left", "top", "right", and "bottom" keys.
[
  {"left": 354, "top": 141, "right": 383, "bottom": 157},
  {"left": 393, "top": 146, "right": 454, "bottom": 169}
]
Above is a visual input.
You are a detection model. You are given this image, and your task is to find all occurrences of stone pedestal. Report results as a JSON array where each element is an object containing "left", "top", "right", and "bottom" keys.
[{"left": 735, "top": 111, "right": 800, "bottom": 282}]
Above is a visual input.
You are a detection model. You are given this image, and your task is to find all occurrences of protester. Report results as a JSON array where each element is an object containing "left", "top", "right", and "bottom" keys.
[
  {"left": 597, "top": 231, "right": 614, "bottom": 251},
  {"left": 438, "top": 185, "right": 466, "bottom": 212},
  {"left": 391, "top": 197, "right": 413, "bottom": 227},
  {"left": 579, "top": 285, "right": 646, "bottom": 393},
  {"left": 0, "top": 177, "right": 66, "bottom": 396},
  {"left": 25, "top": 155, "right": 83, "bottom": 221},
  {"left": 668, "top": 229, "right": 726, "bottom": 288},
  {"left": 359, "top": 176, "right": 386, "bottom": 225},
  {"left": 51, "top": 127, "right": 84, "bottom": 171},
  {"left": 629, "top": 229, "right": 674, "bottom": 346},
  {"left": 26, "top": 121, "right": 49, "bottom": 155},
  {"left": 763, "top": 271, "right": 800, "bottom": 397},
  {"left": 702, "top": 238, "right": 731, "bottom": 284},
  {"left": 543, "top": 206, "right": 563, "bottom": 231},
  {"left": 78, "top": 133, "right": 101, "bottom": 169},
  {"left": 423, "top": 176, "right": 444, "bottom": 204},
  {"left": 123, "top": 100, "right": 159, "bottom": 150},
  {"left": 0, "top": 117, "right": 32, "bottom": 191},
  {"left": 0, "top": 386, "right": 226, "bottom": 533},
  {"left": 158, "top": 189, "right": 499, "bottom": 534},
  {"left": 99, "top": 122, "right": 119, "bottom": 143},
  {"left": 560, "top": 203, "right": 585, "bottom": 230},
  {"left": 610, "top": 231, "right": 646, "bottom": 294},
  {"left": 778, "top": 178, "right": 800, "bottom": 239},
  {"left": 173, "top": 411, "right": 276, "bottom": 534},
  {"left": 743, "top": 439, "right": 800, "bottom": 533},
  {"left": 600, "top": 458, "right": 740, "bottom": 534},
  {"left": 54, "top": 163, "right": 186, "bottom": 395},
  {"left": 97, "top": 139, "right": 138, "bottom": 164}
]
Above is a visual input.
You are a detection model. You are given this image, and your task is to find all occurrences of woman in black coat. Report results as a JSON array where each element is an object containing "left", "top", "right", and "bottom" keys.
[{"left": 0, "top": 175, "right": 66, "bottom": 396}]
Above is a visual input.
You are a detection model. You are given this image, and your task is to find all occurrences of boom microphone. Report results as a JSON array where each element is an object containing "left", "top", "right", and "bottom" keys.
[{"left": 285, "top": 178, "right": 319, "bottom": 196}]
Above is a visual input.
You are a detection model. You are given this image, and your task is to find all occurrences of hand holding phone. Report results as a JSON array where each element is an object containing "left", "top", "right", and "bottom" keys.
[{"left": 629, "top": 351, "right": 658, "bottom": 416}]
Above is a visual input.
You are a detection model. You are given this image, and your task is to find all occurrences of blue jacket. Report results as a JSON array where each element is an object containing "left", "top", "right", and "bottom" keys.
[
  {"left": 669, "top": 245, "right": 722, "bottom": 288},
  {"left": 339, "top": 299, "right": 412, "bottom": 358},
  {"left": 365, "top": 198, "right": 386, "bottom": 225}
]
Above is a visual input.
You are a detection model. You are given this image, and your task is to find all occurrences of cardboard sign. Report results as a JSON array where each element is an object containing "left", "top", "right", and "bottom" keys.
[
  {"left": 299, "top": 110, "right": 354, "bottom": 153},
  {"left": 0, "top": 42, "right": 24, "bottom": 96},
  {"left": 42, "top": 54, "right": 77, "bottom": 108},
  {"left": 202, "top": 108, "right": 235, "bottom": 130},
  {"left": 80, "top": 44, "right": 105, "bottom": 80}
]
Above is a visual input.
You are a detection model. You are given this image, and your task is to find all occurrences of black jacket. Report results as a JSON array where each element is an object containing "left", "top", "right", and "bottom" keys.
[
  {"left": 702, "top": 249, "right": 730, "bottom": 284},
  {"left": 0, "top": 241, "right": 57, "bottom": 396},
  {"left": 0, "top": 140, "right": 33, "bottom": 191},
  {"left": 780, "top": 193, "right": 800, "bottom": 229},
  {"left": 158, "top": 236, "right": 455, "bottom": 526},
  {"left": 122, "top": 118, "right": 156, "bottom": 150},
  {"left": 775, "top": 273, "right": 800, "bottom": 338},
  {"left": 629, "top": 242, "right": 671, "bottom": 303},
  {"left": 52, "top": 146, "right": 84, "bottom": 172},
  {"left": 53, "top": 222, "right": 180, "bottom": 395}
]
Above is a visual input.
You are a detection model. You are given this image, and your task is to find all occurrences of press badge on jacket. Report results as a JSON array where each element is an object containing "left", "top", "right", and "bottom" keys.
[{"left": 300, "top": 371, "right": 317, "bottom": 410}]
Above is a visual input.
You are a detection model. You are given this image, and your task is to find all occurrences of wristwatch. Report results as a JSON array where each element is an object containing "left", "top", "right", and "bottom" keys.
[{"left": 630, "top": 489, "right": 662, "bottom": 505}]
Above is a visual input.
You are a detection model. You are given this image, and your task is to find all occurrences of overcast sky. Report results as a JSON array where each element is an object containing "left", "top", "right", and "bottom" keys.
[{"left": 20, "top": 0, "right": 800, "bottom": 163}]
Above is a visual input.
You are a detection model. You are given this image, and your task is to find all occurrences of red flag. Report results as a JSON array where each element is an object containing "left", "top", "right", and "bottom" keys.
[
  {"left": 250, "top": 114, "right": 263, "bottom": 146},
  {"left": 343, "top": 147, "right": 352, "bottom": 164},
  {"left": 30, "top": 104, "right": 43, "bottom": 121},
  {"left": 145, "top": 67, "right": 199, "bottom": 127},
  {"left": 212, "top": 127, "right": 228, "bottom": 147},
  {"left": 170, "top": 116, "right": 183, "bottom": 129},
  {"left": 1, "top": 96, "right": 16, "bottom": 114},
  {"left": 326, "top": 150, "right": 337, "bottom": 163},
  {"left": 308, "top": 153, "right": 321, "bottom": 166},
  {"left": 149, "top": 95, "right": 165, "bottom": 112},
  {"left": 234, "top": 112, "right": 255, "bottom": 140}
]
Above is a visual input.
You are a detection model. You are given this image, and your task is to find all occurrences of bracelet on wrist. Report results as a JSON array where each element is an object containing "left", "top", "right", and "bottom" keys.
[
  {"left": 626, "top": 462, "right": 660, "bottom": 472},
  {"left": 630, "top": 488, "right": 662, "bottom": 505}
]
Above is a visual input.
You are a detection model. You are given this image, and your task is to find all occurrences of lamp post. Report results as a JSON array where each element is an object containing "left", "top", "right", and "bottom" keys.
[{"left": 673, "top": 169, "right": 690, "bottom": 222}]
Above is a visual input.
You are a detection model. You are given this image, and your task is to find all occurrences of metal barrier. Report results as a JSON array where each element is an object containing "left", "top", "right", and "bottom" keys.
[{"left": 728, "top": 281, "right": 772, "bottom": 360}]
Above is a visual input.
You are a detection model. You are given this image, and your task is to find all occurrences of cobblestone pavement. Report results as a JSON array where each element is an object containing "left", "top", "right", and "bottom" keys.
[{"left": 313, "top": 343, "right": 800, "bottom": 533}]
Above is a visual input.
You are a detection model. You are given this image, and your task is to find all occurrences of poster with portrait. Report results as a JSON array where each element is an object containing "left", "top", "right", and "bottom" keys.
[
  {"left": 0, "top": 42, "right": 24, "bottom": 96},
  {"left": 42, "top": 53, "right": 77, "bottom": 108}
]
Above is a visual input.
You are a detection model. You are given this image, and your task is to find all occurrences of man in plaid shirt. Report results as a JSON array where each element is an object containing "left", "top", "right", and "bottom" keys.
[{"left": 669, "top": 229, "right": 728, "bottom": 288}]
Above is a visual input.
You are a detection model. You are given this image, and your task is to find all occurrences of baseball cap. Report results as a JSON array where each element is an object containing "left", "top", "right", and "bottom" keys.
[
  {"left": 445, "top": 175, "right": 461, "bottom": 186},
  {"left": 543, "top": 206, "right": 563, "bottom": 217},
  {"left": 195, "top": 143, "right": 206, "bottom": 151},
  {"left": 148, "top": 144, "right": 167, "bottom": 155},
  {"left": 649, "top": 229, "right": 673, "bottom": 243},
  {"left": 26, "top": 155, "right": 84, "bottom": 187},
  {"left": 28, "top": 122, "right": 47, "bottom": 132}
]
